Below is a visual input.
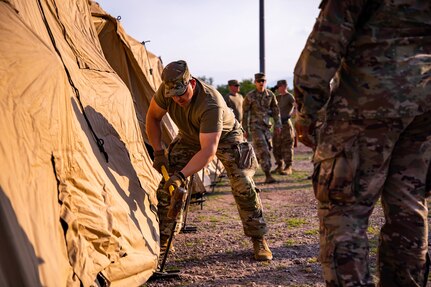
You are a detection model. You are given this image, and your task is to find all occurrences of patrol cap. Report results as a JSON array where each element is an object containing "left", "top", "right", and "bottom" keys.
[
  {"left": 254, "top": 73, "right": 266, "bottom": 81},
  {"left": 276, "top": 79, "right": 287, "bottom": 87},
  {"left": 228, "top": 79, "right": 240, "bottom": 86},
  {"left": 161, "top": 60, "right": 191, "bottom": 97}
]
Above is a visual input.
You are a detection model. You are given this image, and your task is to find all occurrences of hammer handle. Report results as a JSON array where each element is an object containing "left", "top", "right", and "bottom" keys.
[{"left": 161, "top": 165, "right": 175, "bottom": 195}]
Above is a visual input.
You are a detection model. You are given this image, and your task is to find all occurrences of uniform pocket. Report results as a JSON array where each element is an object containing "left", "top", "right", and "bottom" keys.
[
  {"left": 313, "top": 139, "right": 359, "bottom": 204},
  {"left": 236, "top": 142, "right": 258, "bottom": 169}
]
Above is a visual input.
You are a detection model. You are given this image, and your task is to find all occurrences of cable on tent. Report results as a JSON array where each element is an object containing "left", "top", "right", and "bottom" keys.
[
  {"left": 141, "top": 40, "right": 157, "bottom": 90},
  {"left": 37, "top": 0, "right": 109, "bottom": 163}
]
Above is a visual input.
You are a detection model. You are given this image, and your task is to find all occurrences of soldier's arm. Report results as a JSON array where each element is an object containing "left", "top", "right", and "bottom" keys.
[
  {"left": 180, "top": 131, "right": 221, "bottom": 177},
  {"left": 146, "top": 98, "right": 167, "bottom": 152},
  {"left": 293, "top": 0, "right": 367, "bottom": 121},
  {"left": 270, "top": 91, "right": 282, "bottom": 129},
  {"left": 287, "top": 93, "right": 296, "bottom": 117}
]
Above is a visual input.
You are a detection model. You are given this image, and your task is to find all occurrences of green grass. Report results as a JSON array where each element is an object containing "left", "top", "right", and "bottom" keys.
[
  {"left": 288, "top": 170, "right": 311, "bottom": 181},
  {"left": 367, "top": 225, "right": 379, "bottom": 235},
  {"left": 304, "top": 229, "right": 319, "bottom": 236},
  {"left": 294, "top": 153, "right": 313, "bottom": 161},
  {"left": 367, "top": 225, "right": 380, "bottom": 256},
  {"left": 284, "top": 238, "right": 296, "bottom": 246},
  {"left": 369, "top": 235, "right": 379, "bottom": 255},
  {"left": 285, "top": 217, "right": 307, "bottom": 228}
]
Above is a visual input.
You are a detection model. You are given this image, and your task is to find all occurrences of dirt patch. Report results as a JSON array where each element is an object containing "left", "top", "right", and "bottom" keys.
[{"left": 145, "top": 144, "right": 429, "bottom": 287}]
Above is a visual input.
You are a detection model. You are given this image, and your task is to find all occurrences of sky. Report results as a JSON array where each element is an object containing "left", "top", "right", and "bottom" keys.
[{"left": 97, "top": 0, "right": 321, "bottom": 88}]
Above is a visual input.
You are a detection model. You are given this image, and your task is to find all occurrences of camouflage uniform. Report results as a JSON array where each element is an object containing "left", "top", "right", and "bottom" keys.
[
  {"left": 155, "top": 78, "right": 268, "bottom": 240},
  {"left": 272, "top": 90, "right": 295, "bottom": 169},
  {"left": 243, "top": 89, "right": 281, "bottom": 173},
  {"left": 294, "top": 1, "right": 431, "bottom": 286}
]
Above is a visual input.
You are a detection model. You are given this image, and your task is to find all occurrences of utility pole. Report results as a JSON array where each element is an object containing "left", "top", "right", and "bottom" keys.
[{"left": 259, "top": 0, "right": 265, "bottom": 73}]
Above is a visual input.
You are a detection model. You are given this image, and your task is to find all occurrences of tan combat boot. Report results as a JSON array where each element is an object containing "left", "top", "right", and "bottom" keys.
[
  {"left": 270, "top": 164, "right": 282, "bottom": 174},
  {"left": 283, "top": 165, "right": 293, "bottom": 175},
  {"left": 278, "top": 168, "right": 288, "bottom": 175},
  {"left": 264, "top": 171, "right": 277, "bottom": 184},
  {"left": 252, "top": 237, "right": 273, "bottom": 261}
]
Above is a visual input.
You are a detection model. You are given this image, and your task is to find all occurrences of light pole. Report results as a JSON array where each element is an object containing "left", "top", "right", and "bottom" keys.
[{"left": 259, "top": 0, "right": 265, "bottom": 73}]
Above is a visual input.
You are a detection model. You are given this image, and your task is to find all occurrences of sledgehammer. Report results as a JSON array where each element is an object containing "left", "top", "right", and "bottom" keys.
[
  {"left": 161, "top": 166, "right": 187, "bottom": 220},
  {"left": 153, "top": 166, "right": 187, "bottom": 279}
]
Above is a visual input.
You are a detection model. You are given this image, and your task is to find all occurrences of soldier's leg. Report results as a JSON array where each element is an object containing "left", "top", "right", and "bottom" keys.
[
  {"left": 216, "top": 144, "right": 268, "bottom": 237},
  {"left": 283, "top": 121, "right": 295, "bottom": 170},
  {"left": 217, "top": 142, "right": 272, "bottom": 260},
  {"left": 272, "top": 129, "right": 283, "bottom": 169},
  {"left": 251, "top": 129, "right": 272, "bottom": 173},
  {"left": 379, "top": 113, "right": 431, "bottom": 287},
  {"left": 314, "top": 119, "right": 404, "bottom": 287},
  {"left": 252, "top": 129, "right": 277, "bottom": 183},
  {"left": 157, "top": 138, "right": 199, "bottom": 244}
]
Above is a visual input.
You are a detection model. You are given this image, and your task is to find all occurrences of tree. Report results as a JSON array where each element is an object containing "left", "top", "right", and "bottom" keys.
[
  {"left": 216, "top": 78, "right": 255, "bottom": 96},
  {"left": 197, "top": 75, "right": 213, "bottom": 85}
]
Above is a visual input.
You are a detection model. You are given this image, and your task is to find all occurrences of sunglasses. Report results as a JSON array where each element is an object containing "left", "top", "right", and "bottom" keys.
[{"left": 256, "top": 79, "right": 266, "bottom": 83}]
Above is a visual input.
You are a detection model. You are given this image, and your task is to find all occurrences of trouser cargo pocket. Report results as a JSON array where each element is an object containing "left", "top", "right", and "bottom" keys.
[{"left": 313, "top": 138, "right": 359, "bottom": 204}]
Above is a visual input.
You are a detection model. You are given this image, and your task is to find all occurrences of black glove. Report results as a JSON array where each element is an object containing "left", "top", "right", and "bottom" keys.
[
  {"left": 152, "top": 149, "right": 168, "bottom": 174},
  {"left": 164, "top": 171, "right": 187, "bottom": 191}
]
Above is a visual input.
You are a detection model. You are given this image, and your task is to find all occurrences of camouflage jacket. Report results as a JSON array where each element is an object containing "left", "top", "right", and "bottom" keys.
[
  {"left": 294, "top": 0, "right": 431, "bottom": 122},
  {"left": 243, "top": 89, "right": 281, "bottom": 133}
]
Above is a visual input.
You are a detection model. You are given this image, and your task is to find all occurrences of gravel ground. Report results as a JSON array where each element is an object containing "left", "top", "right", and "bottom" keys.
[{"left": 145, "top": 144, "right": 430, "bottom": 287}]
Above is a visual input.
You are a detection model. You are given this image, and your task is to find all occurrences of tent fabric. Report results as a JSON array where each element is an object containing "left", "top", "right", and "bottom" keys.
[
  {"left": 91, "top": 3, "right": 177, "bottom": 146},
  {"left": 90, "top": 3, "right": 224, "bottom": 194},
  {"left": 1, "top": 0, "right": 161, "bottom": 286}
]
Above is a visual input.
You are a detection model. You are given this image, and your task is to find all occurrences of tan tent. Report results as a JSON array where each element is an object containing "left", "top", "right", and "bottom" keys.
[
  {"left": 90, "top": 3, "right": 224, "bottom": 194},
  {"left": 0, "top": 0, "right": 161, "bottom": 286},
  {"left": 90, "top": 2, "right": 177, "bottom": 149}
]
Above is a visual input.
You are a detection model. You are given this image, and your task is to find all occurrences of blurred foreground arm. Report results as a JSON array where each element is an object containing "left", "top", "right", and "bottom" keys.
[{"left": 293, "top": 1, "right": 366, "bottom": 148}]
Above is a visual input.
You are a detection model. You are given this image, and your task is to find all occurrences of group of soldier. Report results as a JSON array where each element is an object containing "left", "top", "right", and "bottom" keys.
[
  {"left": 223, "top": 74, "right": 296, "bottom": 184},
  {"left": 146, "top": 1, "right": 431, "bottom": 286}
]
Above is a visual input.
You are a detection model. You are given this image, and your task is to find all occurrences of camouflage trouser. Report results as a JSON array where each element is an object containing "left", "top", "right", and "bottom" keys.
[
  {"left": 273, "top": 120, "right": 295, "bottom": 167},
  {"left": 250, "top": 127, "right": 272, "bottom": 172},
  {"left": 313, "top": 113, "right": 431, "bottom": 287},
  {"left": 157, "top": 132, "right": 268, "bottom": 239}
]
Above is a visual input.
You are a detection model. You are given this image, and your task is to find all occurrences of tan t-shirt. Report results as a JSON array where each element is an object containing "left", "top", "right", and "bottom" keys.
[
  {"left": 276, "top": 92, "right": 295, "bottom": 121},
  {"left": 223, "top": 92, "right": 244, "bottom": 124},
  {"left": 154, "top": 78, "right": 237, "bottom": 145}
]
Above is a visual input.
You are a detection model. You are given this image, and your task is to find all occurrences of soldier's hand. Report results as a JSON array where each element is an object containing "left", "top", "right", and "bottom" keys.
[
  {"left": 164, "top": 171, "right": 187, "bottom": 191},
  {"left": 294, "top": 114, "right": 316, "bottom": 149},
  {"left": 152, "top": 149, "right": 169, "bottom": 174}
]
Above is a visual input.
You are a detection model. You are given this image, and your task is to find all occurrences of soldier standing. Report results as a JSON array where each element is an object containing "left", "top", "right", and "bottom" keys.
[
  {"left": 223, "top": 79, "right": 244, "bottom": 124},
  {"left": 271, "top": 79, "right": 295, "bottom": 175},
  {"left": 294, "top": 1, "right": 431, "bottom": 286},
  {"left": 243, "top": 73, "right": 282, "bottom": 184},
  {"left": 146, "top": 60, "right": 273, "bottom": 261}
]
